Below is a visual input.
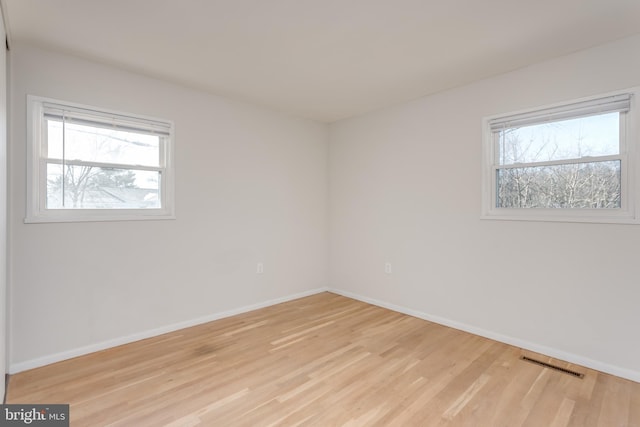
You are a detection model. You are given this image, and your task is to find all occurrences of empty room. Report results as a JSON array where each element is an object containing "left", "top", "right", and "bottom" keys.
[{"left": 0, "top": 0, "right": 639, "bottom": 426}]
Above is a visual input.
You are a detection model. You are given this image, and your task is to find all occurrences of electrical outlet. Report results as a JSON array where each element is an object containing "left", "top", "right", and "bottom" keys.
[
  {"left": 385, "top": 263, "right": 392, "bottom": 274},
  {"left": 257, "top": 263, "right": 264, "bottom": 274}
]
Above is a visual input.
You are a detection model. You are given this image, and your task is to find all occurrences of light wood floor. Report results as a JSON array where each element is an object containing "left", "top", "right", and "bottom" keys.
[{"left": 7, "top": 292, "right": 640, "bottom": 426}]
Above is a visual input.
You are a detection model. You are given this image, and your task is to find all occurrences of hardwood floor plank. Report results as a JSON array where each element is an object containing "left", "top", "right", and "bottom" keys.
[
  {"left": 442, "top": 373, "right": 492, "bottom": 420},
  {"left": 7, "top": 292, "right": 640, "bottom": 426},
  {"left": 549, "top": 397, "right": 576, "bottom": 427},
  {"left": 596, "top": 375, "right": 632, "bottom": 427},
  {"left": 568, "top": 372, "right": 607, "bottom": 427},
  {"left": 629, "top": 383, "right": 640, "bottom": 427}
]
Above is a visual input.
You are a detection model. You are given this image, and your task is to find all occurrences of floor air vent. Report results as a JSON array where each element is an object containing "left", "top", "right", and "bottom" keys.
[{"left": 520, "top": 356, "right": 585, "bottom": 379}]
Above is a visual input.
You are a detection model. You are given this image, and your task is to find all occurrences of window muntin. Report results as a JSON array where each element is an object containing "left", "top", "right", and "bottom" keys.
[
  {"left": 26, "top": 96, "right": 174, "bottom": 223},
  {"left": 482, "top": 91, "right": 638, "bottom": 223}
]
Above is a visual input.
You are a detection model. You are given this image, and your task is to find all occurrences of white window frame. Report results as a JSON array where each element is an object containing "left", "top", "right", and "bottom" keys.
[
  {"left": 481, "top": 88, "right": 639, "bottom": 224},
  {"left": 26, "top": 95, "right": 175, "bottom": 223}
]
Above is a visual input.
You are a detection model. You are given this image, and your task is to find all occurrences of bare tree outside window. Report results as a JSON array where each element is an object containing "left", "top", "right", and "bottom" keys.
[
  {"left": 495, "top": 112, "right": 621, "bottom": 209},
  {"left": 45, "top": 120, "right": 161, "bottom": 209}
]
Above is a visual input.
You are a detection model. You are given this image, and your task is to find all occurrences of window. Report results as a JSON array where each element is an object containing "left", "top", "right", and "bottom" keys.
[
  {"left": 26, "top": 96, "right": 175, "bottom": 223},
  {"left": 482, "top": 89, "right": 639, "bottom": 223}
]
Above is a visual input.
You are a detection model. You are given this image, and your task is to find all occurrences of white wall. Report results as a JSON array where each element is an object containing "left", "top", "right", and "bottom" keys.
[
  {"left": 329, "top": 34, "right": 640, "bottom": 381},
  {"left": 8, "top": 44, "right": 329, "bottom": 371}
]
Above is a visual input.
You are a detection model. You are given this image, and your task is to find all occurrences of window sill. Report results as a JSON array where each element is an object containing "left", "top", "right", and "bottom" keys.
[
  {"left": 24, "top": 210, "right": 176, "bottom": 224},
  {"left": 481, "top": 210, "right": 639, "bottom": 225}
]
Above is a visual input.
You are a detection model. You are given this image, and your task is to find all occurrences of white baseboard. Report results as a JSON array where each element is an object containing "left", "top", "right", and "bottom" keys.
[
  {"left": 9, "top": 287, "right": 329, "bottom": 374},
  {"left": 12, "top": 286, "right": 639, "bottom": 383},
  {"left": 328, "top": 287, "right": 640, "bottom": 383}
]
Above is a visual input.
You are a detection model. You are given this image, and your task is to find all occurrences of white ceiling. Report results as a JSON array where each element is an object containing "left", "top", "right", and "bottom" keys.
[{"left": 3, "top": 0, "right": 640, "bottom": 122}]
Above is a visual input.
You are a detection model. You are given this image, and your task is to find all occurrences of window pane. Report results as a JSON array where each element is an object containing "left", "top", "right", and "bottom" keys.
[
  {"left": 47, "top": 119, "right": 161, "bottom": 167},
  {"left": 497, "top": 112, "right": 619, "bottom": 165},
  {"left": 47, "top": 164, "right": 160, "bottom": 209},
  {"left": 497, "top": 160, "right": 620, "bottom": 209}
]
